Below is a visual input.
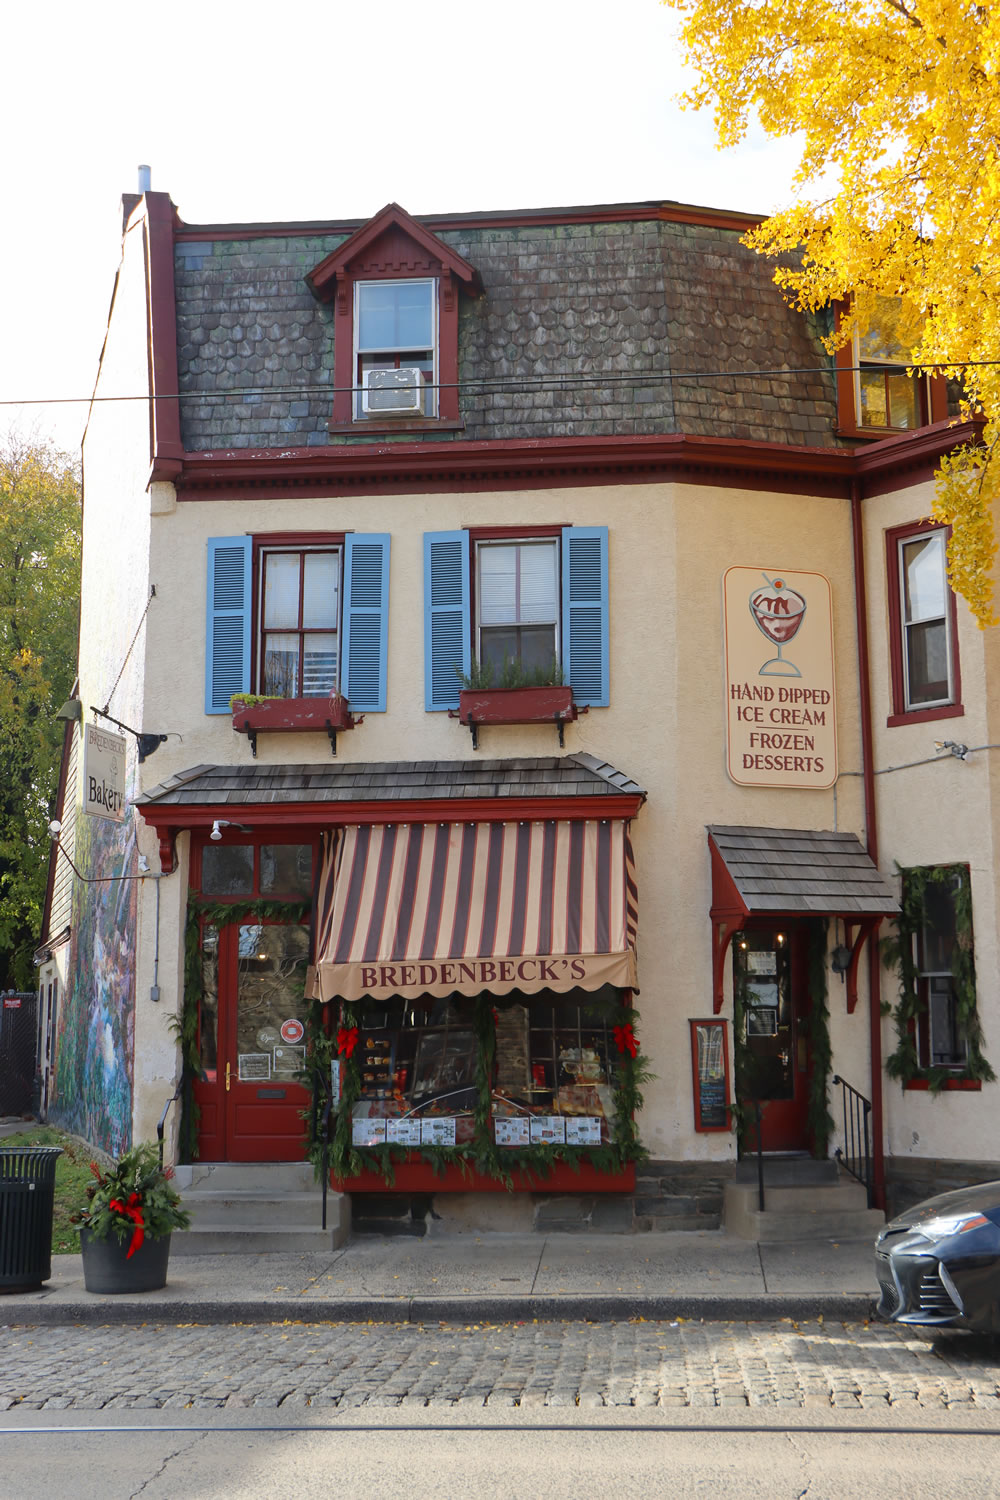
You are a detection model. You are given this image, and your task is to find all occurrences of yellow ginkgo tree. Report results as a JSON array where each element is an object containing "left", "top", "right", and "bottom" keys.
[{"left": 664, "top": 0, "right": 1000, "bottom": 624}]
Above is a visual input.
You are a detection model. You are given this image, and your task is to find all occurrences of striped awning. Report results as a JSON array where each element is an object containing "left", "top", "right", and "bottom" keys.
[{"left": 306, "top": 818, "right": 638, "bottom": 1003}]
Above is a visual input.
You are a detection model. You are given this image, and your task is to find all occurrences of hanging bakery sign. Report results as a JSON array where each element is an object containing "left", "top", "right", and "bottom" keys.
[
  {"left": 83, "top": 722, "right": 128, "bottom": 820},
  {"left": 723, "top": 566, "right": 837, "bottom": 789}
]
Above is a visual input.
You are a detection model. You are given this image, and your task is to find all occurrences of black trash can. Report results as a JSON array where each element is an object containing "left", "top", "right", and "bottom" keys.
[{"left": 0, "top": 1147, "right": 63, "bottom": 1292}]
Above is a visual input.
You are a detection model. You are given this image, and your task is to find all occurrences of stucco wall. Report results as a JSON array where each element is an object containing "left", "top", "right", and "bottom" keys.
[
  {"left": 864, "top": 480, "right": 1000, "bottom": 1165},
  {"left": 137, "top": 477, "right": 869, "bottom": 1161}
]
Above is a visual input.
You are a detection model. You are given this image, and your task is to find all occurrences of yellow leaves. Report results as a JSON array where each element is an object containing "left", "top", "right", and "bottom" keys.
[{"left": 662, "top": 0, "right": 1000, "bottom": 623}]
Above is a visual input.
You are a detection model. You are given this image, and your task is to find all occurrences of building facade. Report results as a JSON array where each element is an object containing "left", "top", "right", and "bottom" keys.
[{"left": 36, "top": 189, "right": 1000, "bottom": 1227}]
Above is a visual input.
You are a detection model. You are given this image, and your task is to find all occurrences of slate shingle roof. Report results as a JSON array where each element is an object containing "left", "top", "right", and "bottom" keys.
[
  {"left": 708, "top": 825, "right": 900, "bottom": 917},
  {"left": 173, "top": 201, "right": 841, "bottom": 453},
  {"left": 136, "top": 753, "right": 646, "bottom": 809}
]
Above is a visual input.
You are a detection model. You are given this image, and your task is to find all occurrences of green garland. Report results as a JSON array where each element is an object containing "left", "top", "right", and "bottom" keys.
[
  {"left": 881, "top": 864, "right": 994, "bottom": 1093},
  {"left": 311, "top": 991, "right": 651, "bottom": 1190},
  {"left": 174, "top": 894, "right": 310, "bottom": 1161}
]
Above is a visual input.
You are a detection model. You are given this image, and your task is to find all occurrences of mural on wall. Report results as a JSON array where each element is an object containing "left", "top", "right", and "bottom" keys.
[{"left": 50, "top": 748, "right": 138, "bottom": 1155}]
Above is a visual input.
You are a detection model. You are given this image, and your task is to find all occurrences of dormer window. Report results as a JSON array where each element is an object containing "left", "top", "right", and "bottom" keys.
[
  {"left": 854, "top": 298, "right": 926, "bottom": 431},
  {"left": 307, "top": 203, "right": 481, "bottom": 434},
  {"left": 356, "top": 278, "right": 437, "bottom": 420}
]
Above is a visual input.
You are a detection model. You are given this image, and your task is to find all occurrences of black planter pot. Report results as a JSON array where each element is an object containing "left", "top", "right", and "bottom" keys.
[{"left": 79, "top": 1229, "right": 172, "bottom": 1294}]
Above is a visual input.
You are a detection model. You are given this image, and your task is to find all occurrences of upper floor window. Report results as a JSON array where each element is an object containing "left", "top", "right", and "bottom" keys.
[
  {"left": 259, "top": 546, "right": 341, "bottom": 697},
  {"left": 206, "top": 532, "right": 390, "bottom": 714},
  {"left": 855, "top": 298, "right": 926, "bottom": 431},
  {"left": 476, "top": 539, "right": 560, "bottom": 677},
  {"left": 355, "top": 279, "right": 437, "bottom": 421},
  {"left": 835, "top": 296, "right": 946, "bottom": 437},
  {"left": 885, "top": 521, "right": 962, "bottom": 726},
  {"left": 424, "top": 526, "right": 609, "bottom": 711}
]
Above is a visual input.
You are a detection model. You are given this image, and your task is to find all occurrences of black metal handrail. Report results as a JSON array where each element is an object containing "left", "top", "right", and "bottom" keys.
[
  {"left": 832, "top": 1074, "right": 873, "bottom": 1207},
  {"left": 157, "top": 1083, "right": 184, "bottom": 1170},
  {"left": 320, "top": 1088, "right": 333, "bottom": 1232}
]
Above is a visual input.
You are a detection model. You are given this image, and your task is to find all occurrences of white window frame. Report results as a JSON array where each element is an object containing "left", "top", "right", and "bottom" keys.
[
  {"left": 897, "top": 527, "right": 954, "bottom": 712},
  {"left": 474, "top": 537, "right": 562, "bottom": 673},
  {"left": 256, "top": 544, "right": 343, "bottom": 698},
  {"left": 354, "top": 277, "right": 438, "bottom": 422}
]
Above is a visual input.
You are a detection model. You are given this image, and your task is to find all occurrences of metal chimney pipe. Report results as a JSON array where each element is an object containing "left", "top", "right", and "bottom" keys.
[{"left": 138, "top": 165, "right": 151, "bottom": 193}]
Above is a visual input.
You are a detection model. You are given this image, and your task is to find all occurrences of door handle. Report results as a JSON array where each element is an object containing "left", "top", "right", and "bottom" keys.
[{"left": 225, "top": 1062, "right": 231, "bottom": 1092}]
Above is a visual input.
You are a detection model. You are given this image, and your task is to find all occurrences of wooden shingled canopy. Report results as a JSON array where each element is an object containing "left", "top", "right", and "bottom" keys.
[{"left": 707, "top": 825, "right": 900, "bottom": 1014}]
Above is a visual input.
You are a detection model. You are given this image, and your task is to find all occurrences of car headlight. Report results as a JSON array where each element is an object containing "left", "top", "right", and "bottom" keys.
[{"left": 916, "top": 1212, "right": 989, "bottom": 1238}]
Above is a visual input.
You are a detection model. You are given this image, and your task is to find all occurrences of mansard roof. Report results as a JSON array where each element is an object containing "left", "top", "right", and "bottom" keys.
[{"left": 305, "top": 202, "right": 482, "bottom": 301}]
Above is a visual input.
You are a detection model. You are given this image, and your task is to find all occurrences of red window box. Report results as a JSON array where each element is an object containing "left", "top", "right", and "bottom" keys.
[
  {"left": 231, "top": 694, "right": 361, "bottom": 757},
  {"left": 903, "top": 1077, "right": 982, "bottom": 1092},
  {"left": 332, "top": 1155, "right": 636, "bottom": 1195},
  {"left": 452, "top": 685, "right": 581, "bottom": 749}
]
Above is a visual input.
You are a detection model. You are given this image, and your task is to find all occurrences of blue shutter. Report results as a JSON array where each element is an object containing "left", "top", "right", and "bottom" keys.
[
  {"left": 205, "top": 536, "right": 251, "bottom": 714},
  {"left": 562, "top": 526, "right": 609, "bottom": 707},
  {"left": 342, "top": 534, "right": 390, "bottom": 712},
  {"left": 424, "top": 531, "right": 470, "bottom": 710}
]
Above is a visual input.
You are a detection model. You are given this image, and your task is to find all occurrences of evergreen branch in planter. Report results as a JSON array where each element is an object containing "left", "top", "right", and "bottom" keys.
[{"left": 457, "top": 655, "right": 564, "bottom": 690}]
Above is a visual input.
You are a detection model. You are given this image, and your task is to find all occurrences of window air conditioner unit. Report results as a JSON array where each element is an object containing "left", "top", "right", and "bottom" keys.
[{"left": 362, "top": 367, "right": 424, "bottom": 416}]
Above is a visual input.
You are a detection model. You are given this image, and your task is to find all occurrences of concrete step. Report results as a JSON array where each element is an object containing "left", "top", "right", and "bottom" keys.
[
  {"left": 172, "top": 1224, "right": 344, "bottom": 1256},
  {"left": 723, "top": 1172, "right": 884, "bottom": 1242},
  {"left": 174, "top": 1162, "right": 317, "bottom": 1193},
  {"left": 732, "top": 1157, "right": 839, "bottom": 1187},
  {"left": 737, "top": 1207, "right": 886, "bottom": 1243},
  {"left": 170, "top": 1160, "right": 350, "bottom": 1253}
]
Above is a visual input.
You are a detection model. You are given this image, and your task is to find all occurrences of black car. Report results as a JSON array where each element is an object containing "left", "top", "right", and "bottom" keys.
[{"left": 876, "top": 1181, "right": 1000, "bottom": 1331}]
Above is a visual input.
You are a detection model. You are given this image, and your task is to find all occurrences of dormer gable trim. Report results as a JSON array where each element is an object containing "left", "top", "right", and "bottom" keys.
[{"left": 306, "top": 202, "right": 482, "bottom": 303}]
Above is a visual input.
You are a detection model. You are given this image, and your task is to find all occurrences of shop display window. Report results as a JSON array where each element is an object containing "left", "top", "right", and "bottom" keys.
[{"left": 348, "top": 990, "right": 621, "bottom": 1149}]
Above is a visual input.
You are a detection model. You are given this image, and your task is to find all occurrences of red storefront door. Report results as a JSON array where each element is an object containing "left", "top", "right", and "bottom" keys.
[
  {"left": 193, "top": 919, "right": 311, "bottom": 1162},
  {"left": 736, "top": 926, "right": 811, "bottom": 1153}
]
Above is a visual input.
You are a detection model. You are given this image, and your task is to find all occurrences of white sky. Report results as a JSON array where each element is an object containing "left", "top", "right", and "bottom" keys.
[{"left": 1, "top": 0, "right": 801, "bottom": 458}]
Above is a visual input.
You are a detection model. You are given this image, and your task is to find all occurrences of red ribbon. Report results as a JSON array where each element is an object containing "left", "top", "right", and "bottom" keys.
[
  {"left": 337, "top": 1025, "right": 359, "bottom": 1059},
  {"left": 109, "top": 1191, "right": 145, "bottom": 1259},
  {"left": 613, "top": 1023, "right": 638, "bottom": 1059}
]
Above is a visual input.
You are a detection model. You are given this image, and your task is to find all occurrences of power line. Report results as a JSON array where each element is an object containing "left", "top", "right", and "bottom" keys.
[{"left": 0, "top": 361, "right": 980, "bottom": 410}]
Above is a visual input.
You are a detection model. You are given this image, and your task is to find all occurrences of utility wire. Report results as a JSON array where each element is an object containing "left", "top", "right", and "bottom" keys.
[{"left": 0, "top": 361, "right": 979, "bottom": 409}]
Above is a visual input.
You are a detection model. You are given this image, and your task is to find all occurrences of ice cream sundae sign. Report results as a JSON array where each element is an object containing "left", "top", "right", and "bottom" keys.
[{"left": 723, "top": 566, "right": 837, "bottom": 789}]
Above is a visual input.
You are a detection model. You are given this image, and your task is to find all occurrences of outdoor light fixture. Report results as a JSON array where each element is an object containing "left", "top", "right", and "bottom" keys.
[
  {"left": 831, "top": 943, "right": 853, "bottom": 979},
  {"left": 775, "top": 932, "right": 785, "bottom": 946},
  {"left": 935, "top": 740, "right": 970, "bottom": 761},
  {"left": 55, "top": 699, "right": 83, "bottom": 724},
  {"left": 210, "top": 819, "right": 252, "bottom": 840}
]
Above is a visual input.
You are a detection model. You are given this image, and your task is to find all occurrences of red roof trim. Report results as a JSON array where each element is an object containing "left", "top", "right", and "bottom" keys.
[
  {"left": 144, "top": 193, "right": 184, "bottom": 482},
  {"left": 306, "top": 202, "right": 482, "bottom": 302}
]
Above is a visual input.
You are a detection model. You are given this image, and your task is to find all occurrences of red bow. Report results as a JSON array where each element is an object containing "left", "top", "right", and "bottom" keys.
[
  {"left": 109, "top": 1191, "right": 145, "bottom": 1259},
  {"left": 337, "top": 1025, "right": 359, "bottom": 1059},
  {"left": 613, "top": 1023, "right": 638, "bottom": 1059}
]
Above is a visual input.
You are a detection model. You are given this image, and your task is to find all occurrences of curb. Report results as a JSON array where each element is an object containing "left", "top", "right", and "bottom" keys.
[{"left": 1, "top": 1293, "right": 880, "bottom": 1327}]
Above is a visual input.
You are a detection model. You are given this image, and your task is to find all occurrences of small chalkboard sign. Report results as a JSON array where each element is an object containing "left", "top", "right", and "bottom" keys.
[{"left": 689, "top": 1019, "right": 731, "bottom": 1133}]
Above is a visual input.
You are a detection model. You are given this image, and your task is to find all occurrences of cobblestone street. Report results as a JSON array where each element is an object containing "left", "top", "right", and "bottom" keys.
[{"left": 4, "top": 1318, "right": 1000, "bottom": 1415}]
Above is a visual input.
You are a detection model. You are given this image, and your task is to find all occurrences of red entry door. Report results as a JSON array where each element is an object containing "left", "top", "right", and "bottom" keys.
[
  {"left": 736, "top": 927, "right": 811, "bottom": 1153},
  {"left": 193, "top": 919, "right": 311, "bottom": 1162}
]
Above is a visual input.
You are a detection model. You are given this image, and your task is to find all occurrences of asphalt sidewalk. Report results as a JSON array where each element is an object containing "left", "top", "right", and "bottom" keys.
[{"left": 2, "top": 1230, "right": 880, "bottom": 1326}]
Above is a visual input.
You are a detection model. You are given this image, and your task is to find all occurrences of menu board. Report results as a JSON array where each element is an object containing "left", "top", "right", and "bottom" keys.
[
  {"left": 421, "top": 1117, "right": 457, "bottom": 1146},
  {"left": 565, "top": 1116, "right": 602, "bottom": 1146},
  {"left": 495, "top": 1116, "right": 530, "bottom": 1147},
  {"left": 386, "top": 1118, "right": 422, "bottom": 1146},
  {"left": 530, "top": 1116, "right": 566, "bottom": 1145},
  {"left": 690, "top": 1019, "right": 730, "bottom": 1132},
  {"left": 353, "top": 1117, "right": 387, "bottom": 1146}
]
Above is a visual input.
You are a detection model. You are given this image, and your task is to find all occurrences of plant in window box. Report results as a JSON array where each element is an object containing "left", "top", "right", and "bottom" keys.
[
  {"left": 453, "top": 657, "right": 581, "bottom": 747},
  {"left": 72, "top": 1143, "right": 191, "bottom": 1294},
  {"left": 230, "top": 692, "right": 361, "bottom": 756}
]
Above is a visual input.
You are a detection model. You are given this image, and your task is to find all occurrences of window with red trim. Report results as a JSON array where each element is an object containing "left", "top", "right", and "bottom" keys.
[
  {"left": 252, "top": 534, "right": 345, "bottom": 697},
  {"left": 885, "top": 520, "right": 963, "bottom": 726},
  {"left": 834, "top": 298, "right": 948, "bottom": 437},
  {"left": 904, "top": 865, "right": 974, "bottom": 1072}
]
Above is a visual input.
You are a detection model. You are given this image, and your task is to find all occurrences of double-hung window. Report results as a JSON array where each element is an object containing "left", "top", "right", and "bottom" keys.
[
  {"left": 885, "top": 521, "right": 962, "bottom": 723},
  {"left": 476, "top": 539, "right": 560, "bottom": 677},
  {"left": 907, "top": 867, "right": 973, "bottom": 1070},
  {"left": 424, "top": 526, "right": 609, "bottom": 711},
  {"left": 355, "top": 279, "right": 437, "bottom": 421},
  {"left": 259, "top": 546, "right": 341, "bottom": 698},
  {"left": 206, "top": 533, "right": 391, "bottom": 714},
  {"left": 854, "top": 297, "right": 927, "bottom": 432}
]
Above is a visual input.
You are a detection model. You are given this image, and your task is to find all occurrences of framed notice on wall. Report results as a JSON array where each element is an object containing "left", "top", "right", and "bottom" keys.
[{"left": 689, "top": 1019, "right": 731, "bottom": 1133}]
